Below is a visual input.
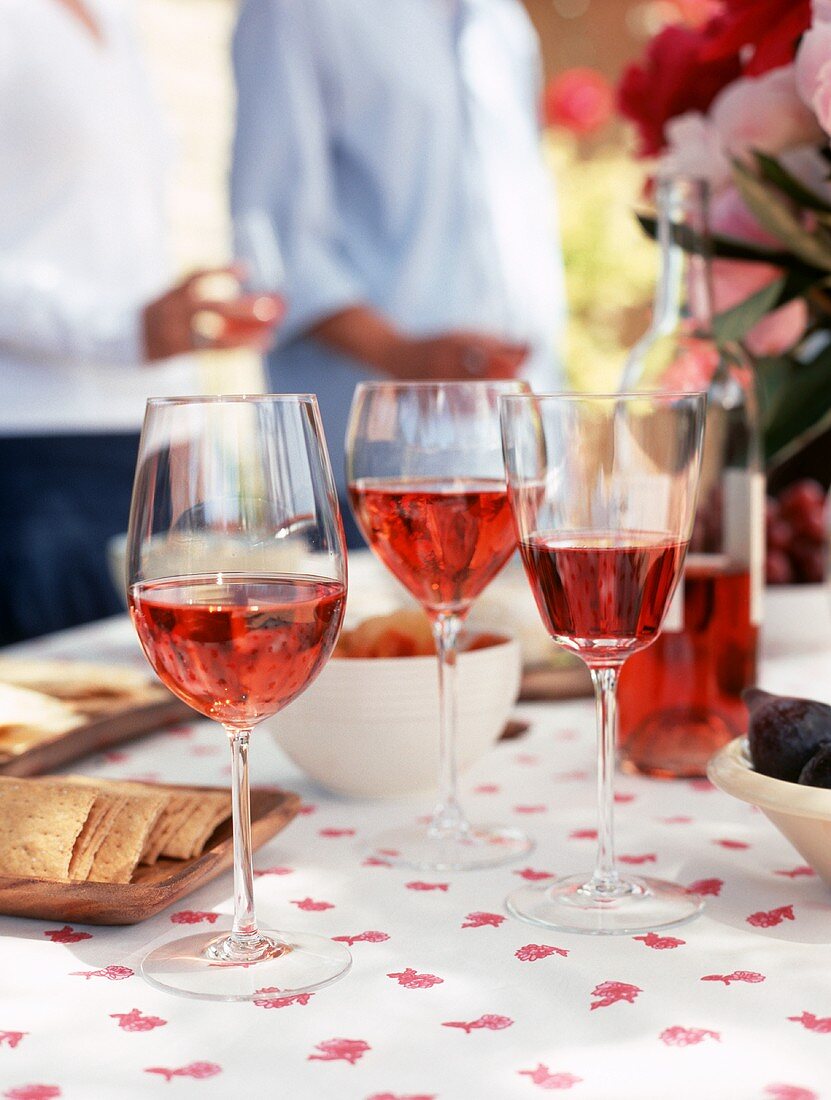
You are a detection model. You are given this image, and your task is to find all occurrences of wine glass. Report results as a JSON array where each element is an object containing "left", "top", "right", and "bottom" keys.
[
  {"left": 346, "top": 380, "right": 533, "bottom": 871},
  {"left": 127, "top": 395, "right": 350, "bottom": 999},
  {"left": 500, "top": 391, "right": 706, "bottom": 933}
]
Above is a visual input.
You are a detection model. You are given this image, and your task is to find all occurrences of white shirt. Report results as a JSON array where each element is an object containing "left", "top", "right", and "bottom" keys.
[
  {"left": 0, "top": 0, "right": 200, "bottom": 435},
  {"left": 232, "top": 0, "right": 566, "bottom": 488}
]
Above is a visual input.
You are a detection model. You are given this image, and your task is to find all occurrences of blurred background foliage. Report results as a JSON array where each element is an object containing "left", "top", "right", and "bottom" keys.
[{"left": 135, "top": 0, "right": 704, "bottom": 392}]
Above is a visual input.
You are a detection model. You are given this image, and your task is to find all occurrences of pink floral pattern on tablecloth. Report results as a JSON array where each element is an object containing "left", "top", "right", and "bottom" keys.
[{"left": 2, "top": 606, "right": 830, "bottom": 1098}]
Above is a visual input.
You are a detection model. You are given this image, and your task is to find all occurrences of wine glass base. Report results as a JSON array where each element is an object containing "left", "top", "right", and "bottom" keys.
[
  {"left": 506, "top": 873, "right": 704, "bottom": 935},
  {"left": 369, "top": 822, "right": 532, "bottom": 872},
  {"left": 140, "top": 929, "right": 352, "bottom": 1001}
]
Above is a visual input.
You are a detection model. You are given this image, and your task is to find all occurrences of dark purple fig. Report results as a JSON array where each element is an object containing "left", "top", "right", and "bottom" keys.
[
  {"left": 744, "top": 688, "right": 831, "bottom": 783},
  {"left": 798, "top": 745, "right": 831, "bottom": 789}
]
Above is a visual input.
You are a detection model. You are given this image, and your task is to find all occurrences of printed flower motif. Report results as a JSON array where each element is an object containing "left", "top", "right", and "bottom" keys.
[
  {"left": 253, "top": 991, "right": 314, "bottom": 1010},
  {"left": 0, "top": 1032, "right": 26, "bottom": 1049},
  {"left": 367, "top": 1094, "right": 436, "bottom": 1100},
  {"left": 774, "top": 866, "right": 815, "bottom": 878},
  {"left": 307, "top": 1038, "right": 371, "bottom": 1064},
  {"left": 515, "top": 945, "right": 569, "bottom": 962},
  {"left": 514, "top": 805, "right": 547, "bottom": 815},
  {"left": 43, "top": 926, "right": 92, "bottom": 944},
  {"left": 634, "top": 932, "right": 686, "bottom": 950},
  {"left": 747, "top": 904, "right": 796, "bottom": 928},
  {"left": 687, "top": 878, "right": 724, "bottom": 896},
  {"left": 291, "top": 897, "right": 334, "bottom": 912},
  {"left": 442, "top": 1015, "right": 514, "bottom": 1034},
  {"left": 569, "top": 829, "right": 597, "bottom": 840},
  {"left": 462, "top": 912, "right": 505, "bottom": 929},
  {"left": 3, "top": 1088, "right": 61, "bottom": 1100},
  {"left": 788, "top": 1011, "right": 831, "bottom": 1033},
  {"left": 70, "top": 965, "right": 133, "bottom": 981},
  {"left": 765, "top": 1085, "right": 819, "bottom": 1100},
  {"left": 590, "top": 982, "right": 642, "bottom": 1010},
  {"left": 659, "top": 1026, "right": 721, "bottom": 1046},
  {"left": 145, "top": 1063, "right": 221, "bottom": 1082},
  {"left": 253, "top": 866, "right": 293, "bottom": 877},
  {"left": 318, "top": 828, "right": 356, "bottom": 838},
  {"left": 387, "top": 968, "right": 444, "bottom": 989},
  {"left": 170, "top": 911, "right": 220, "bottom": 925},
  {"left": 715, "top": 838, "right": 750, "bottom": 850},
  {"left": 332, "top": 931, "right": 390, "bottom": 946},
  {"left": 513, "top": 868, "right": 555, "bottom": 882},
  {"left": 110, "top": 1009, "right": 167, "bottom": 1032},
  {"left": 701, "top": 971, "right": 765, "bottom": 984},
  {"left": 473, "top": 784, "right": 500, "bottom": 794},
  {"left": 405, "top": 882, "right": 449, "bottom": 892},
  {"left": 518, "top": 1065, "right": 583, "bottom": 1090},
  {"left": 619, "top": 854, "right": 657, "bottom": 865}
]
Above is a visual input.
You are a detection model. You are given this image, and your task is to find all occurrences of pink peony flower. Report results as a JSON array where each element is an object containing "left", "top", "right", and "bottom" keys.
[
  {"left": 711, "top": 66, "right": 823, "bottom": 161},
  {"left": 662, "top": 112, "right": 732, "bottom": 190},
  {"left": 796, "top": 22, "right": 831, "bottom": 134}
]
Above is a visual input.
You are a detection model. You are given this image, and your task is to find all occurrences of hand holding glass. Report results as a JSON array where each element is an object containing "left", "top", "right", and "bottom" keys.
[{"left": 500, "top": 392, "right": 706, "bottom": 933}]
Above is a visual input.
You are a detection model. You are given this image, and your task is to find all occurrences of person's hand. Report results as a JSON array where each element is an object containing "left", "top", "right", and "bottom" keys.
[
  {"left": 142, "top": 267, "right": 284, "bottom": 362},
  {"left": 378, "top": 331, "right": 529, "bottom": 381}
]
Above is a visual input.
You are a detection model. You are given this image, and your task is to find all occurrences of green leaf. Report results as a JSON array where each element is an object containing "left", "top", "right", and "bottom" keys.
[
  {"left": 714, "top": 270, "right": 821, "bottom": 343},
  {"left": 753, "top": 151, "right": 831, "bottom": 213},
  {"left": 764, "top": 339, "right": 831, "bottom": 463},
  {"left": 636, "top": 213, "right": 823, "bottom": 276},
  {"left": 732, "top": 161, "right": 831, "bottom": 271}
]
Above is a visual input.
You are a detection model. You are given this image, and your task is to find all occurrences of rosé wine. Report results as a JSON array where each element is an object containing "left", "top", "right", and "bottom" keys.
[
  {"left": 520, "top": 532, "right": 687, "bottom": 662},
  {"left": 349, "top": 478, "right": 515, "bottom": 614},
  {"left": 130, "top": 574, "right": 344, "bottom": 726},
  {"left": 618, "top": 561, "right": 758, "bottom": 776}
]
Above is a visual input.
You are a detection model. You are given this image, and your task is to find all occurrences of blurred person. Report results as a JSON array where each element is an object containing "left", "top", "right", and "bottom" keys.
[
  {"left": 231, "top": 0, "right": 566, "bottom": 524},
  {"left": 0, "top": 0, "right": 281, "bottom": 646}
]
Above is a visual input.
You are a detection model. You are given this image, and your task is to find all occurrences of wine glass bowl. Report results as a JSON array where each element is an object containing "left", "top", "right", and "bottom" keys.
[
  {"left": 127, "top": 394, "right": 350, "bottom": 999},
  {"left": 500, "top": 391, "right": 706, "bottom": 933},
  {"left": 346, "top": 381, "right": 533, "bottom": 870}
]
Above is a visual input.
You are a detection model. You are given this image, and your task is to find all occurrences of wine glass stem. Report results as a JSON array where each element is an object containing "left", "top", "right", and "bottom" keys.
[
  {"left": 589, "top": 666, "right": 621, "bottom": 894},
  {"left": 226, "top": 726, "right": 261, "bottom": 953},
  {"left": 430, "top": 612, "right": 465, "bottom": 835}
]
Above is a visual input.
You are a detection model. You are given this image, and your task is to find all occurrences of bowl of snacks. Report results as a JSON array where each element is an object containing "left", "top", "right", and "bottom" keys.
[
  {"left": 268, "top": 610, "right": 522, "bottom": 798},
  {"left": 708, "top": 689, "right": 831, "bottom": 887}
]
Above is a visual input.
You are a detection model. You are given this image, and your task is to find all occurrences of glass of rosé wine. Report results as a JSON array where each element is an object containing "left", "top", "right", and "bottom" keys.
[
  {"left": 127, "top": 395, "right": 350, "bottom": 1000},
  {"left": 500, "top": 391, "right": 706, "bottom": 933},
  {"left": 346, "top": 380, "right": 533, "bottom": 871}
]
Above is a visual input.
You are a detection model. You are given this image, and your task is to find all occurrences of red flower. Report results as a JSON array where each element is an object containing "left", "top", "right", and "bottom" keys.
[
  {"left": 618, "top": 21, "right": 741, "bottom": 155},
  {"left": 544, "top": 68, "right": 614, "bottom": 137},
  {"left": 701, "top": 0, "right": 811, "bottom": 76}
]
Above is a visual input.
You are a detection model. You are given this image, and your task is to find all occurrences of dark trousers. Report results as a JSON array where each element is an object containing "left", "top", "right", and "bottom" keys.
[{"left": 0, "top": 434, "right": 140, "bottom": 646}]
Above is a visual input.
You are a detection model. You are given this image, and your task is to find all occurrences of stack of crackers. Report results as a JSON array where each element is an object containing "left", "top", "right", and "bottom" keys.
[
  {"left": 0, "top": 776, "right": 231, "bottom": 884},
  {"left": 0, "top": 659, "right": 166, "bottom": 760}
]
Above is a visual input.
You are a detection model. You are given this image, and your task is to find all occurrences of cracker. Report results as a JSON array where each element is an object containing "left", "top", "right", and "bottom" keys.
[
  {"left": 161, "top": 790, "right": 232, "bottom": 860},
  {"left": 0, "top": 779, "right": 96, "bottom": 881},
  {"left": 0, "top": 659, "right": 150, "bottom": 701},
  {"left": 140, "top": 793, "right": 195, "bottom": 864},
  {"left": 0, "top": 683, "right": 84, "bottom": 754},
  {"left": 68, "top": 792, "right": 126, "bottom": 881},
  {"left": 89, "top": 791, "right": 167, "bottom": 883}
]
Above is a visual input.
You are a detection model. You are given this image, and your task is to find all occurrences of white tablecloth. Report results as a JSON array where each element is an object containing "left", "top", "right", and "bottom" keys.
[{"left": 1, "top": 589, "right": 830, "bottom": 1100}]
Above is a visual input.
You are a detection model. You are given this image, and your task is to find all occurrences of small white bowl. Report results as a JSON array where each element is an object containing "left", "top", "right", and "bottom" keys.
[
  {"left": 708, "top": 737, "right": 831, "bottom": 887},
  {"left": 268, "top": 636, "right": 521, "bottom": 798}
]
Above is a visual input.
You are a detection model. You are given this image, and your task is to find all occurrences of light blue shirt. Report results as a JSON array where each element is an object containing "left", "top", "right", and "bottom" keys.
[{"left": 231, "top": 0, "right": 566, "bottom": 491}]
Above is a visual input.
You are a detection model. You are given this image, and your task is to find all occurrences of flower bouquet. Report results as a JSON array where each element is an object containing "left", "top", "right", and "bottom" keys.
[{"left": 619, "top": 0, "right": 831, "bottom": 469}]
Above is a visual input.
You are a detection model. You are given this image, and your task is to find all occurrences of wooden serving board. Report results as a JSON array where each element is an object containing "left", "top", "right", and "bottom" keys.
[
  {"left": 0, "top": 688, "right": 193, "bottom": 778},
  {"left": 0, "top": 786, "right": 300, "bottom": 925}
]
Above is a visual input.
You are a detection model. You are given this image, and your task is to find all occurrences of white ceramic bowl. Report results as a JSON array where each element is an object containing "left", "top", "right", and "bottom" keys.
[
  {"left": 268, "top": 636, "right": 522, "bottom": 798},
  {"left": 708, "top": 737, "right": 831, "bottom": 887}
]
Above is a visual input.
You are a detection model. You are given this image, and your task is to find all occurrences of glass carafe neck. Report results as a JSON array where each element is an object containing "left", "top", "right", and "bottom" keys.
[{"left": 653, "top": 176, "right": 715, "bottom": 335}]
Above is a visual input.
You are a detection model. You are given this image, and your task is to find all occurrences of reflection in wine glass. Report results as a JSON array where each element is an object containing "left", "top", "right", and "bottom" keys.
[
  {"left": 346, "top": 380, "right": 533, "bottom": 871},
  {"left": 127, "top": 395, "right": 350, "bottom": 999},
  {"left": 500, "top": 391, "right": 706, "bottom": 933}
]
